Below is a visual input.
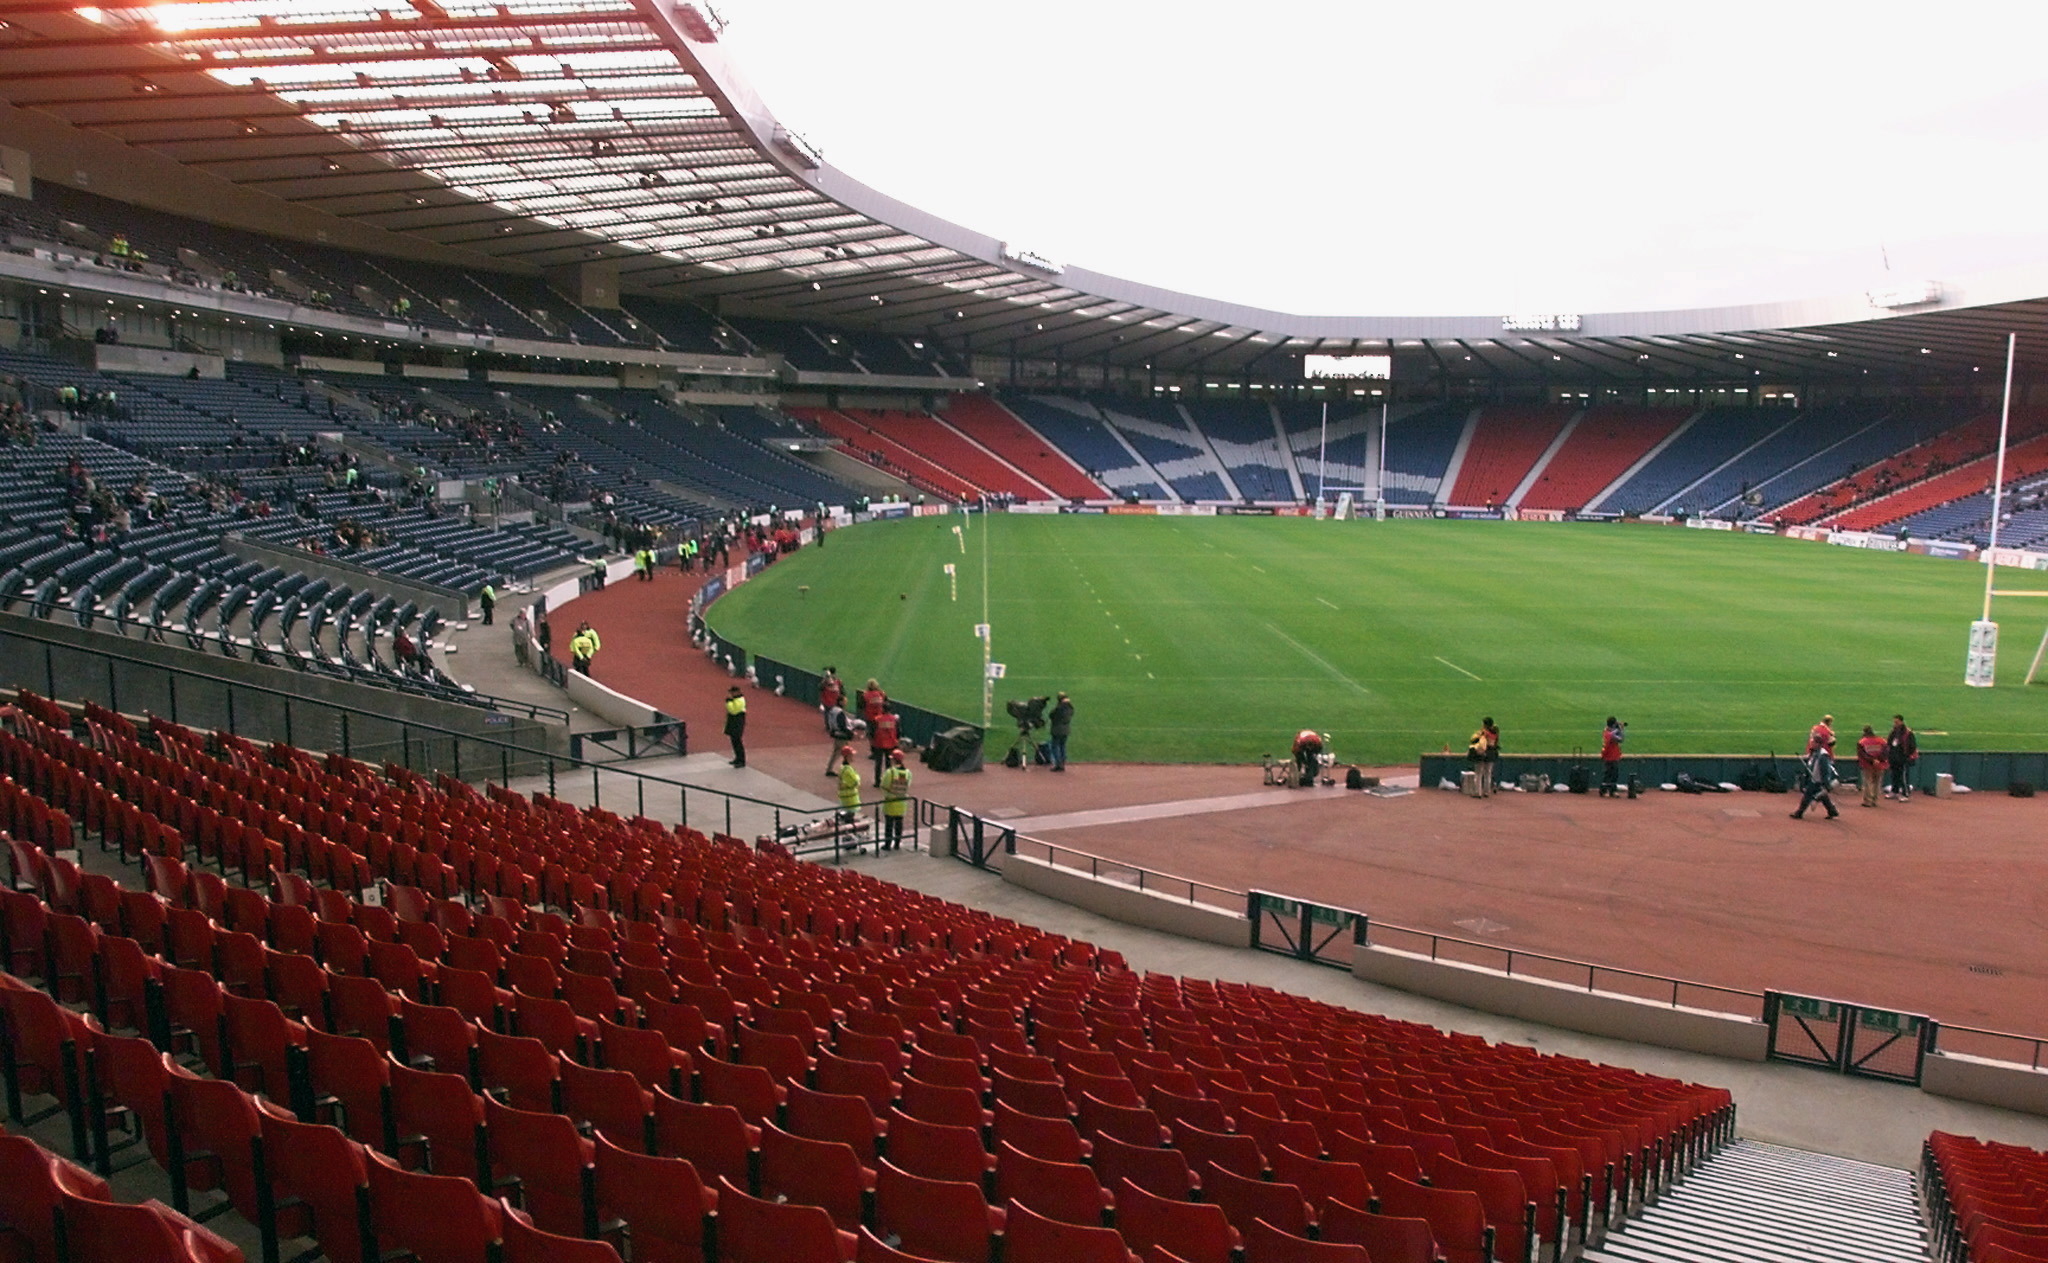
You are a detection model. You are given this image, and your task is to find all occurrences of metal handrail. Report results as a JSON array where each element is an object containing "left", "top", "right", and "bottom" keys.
[
  {"left": 5, "top": 643, "right": 925, "bottom": 844},
  {"left": 1930, "top": 1022, "right": 2048, "bottom": 1071},
  {"left": 1006, "top": 832, "right": 1241, "bottom": 909},
  {"left": 1360, "top": 919, "right": 1768, "bottom": 1018},
  {"left": 22, "top": 598, "right": 569, "bottom": 724}
]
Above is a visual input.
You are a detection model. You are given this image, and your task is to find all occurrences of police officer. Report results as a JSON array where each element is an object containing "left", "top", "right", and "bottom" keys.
[
  {"left": 724, "top": 685, "right": 748, "bottom": 768},
  {"left": 879, "top": 752, "right": 912, "bottom": 851}
]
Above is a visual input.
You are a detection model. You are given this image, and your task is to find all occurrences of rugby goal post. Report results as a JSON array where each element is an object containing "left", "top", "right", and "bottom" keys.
[
  {"left": 1969, "top": 332, "right": 2048, "bottom": 686},
  {"left": 1304, "top": 354, "right": 1392, "bottom": 517}
]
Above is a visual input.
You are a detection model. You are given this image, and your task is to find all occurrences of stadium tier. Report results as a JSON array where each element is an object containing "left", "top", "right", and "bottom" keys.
[
  {"left": 1444, "top": 408, "right": 1574, "bottom": 509},
  {"left": 1093, "top": 401, "right": 1232, "bottom": 502},
  {"left": 1516, "top": 408, "right": 1687, "bottom": 513},
  {"left": 1591, "top": 407, "right": 1787, "bottom": 516},
  {"left": 939, "top": 395, "right": 1109, "bottom": 501},
  {"left": 793, "top": 408, "right": 990, "bottom": 502},
  {"left": 0, "top": 691, "right": 1733, "bottom": 1263},
  {"left": 999, "top": 398, "right": 1170, "bottom": 500}
]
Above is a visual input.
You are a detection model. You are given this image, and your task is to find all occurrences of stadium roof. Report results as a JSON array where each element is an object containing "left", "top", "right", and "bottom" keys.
[{"left": 3, "top": 0, "right": 2046, "bottom": 385}]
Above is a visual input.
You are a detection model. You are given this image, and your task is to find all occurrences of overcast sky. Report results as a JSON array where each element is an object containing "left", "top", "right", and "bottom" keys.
[{"left": 717, "top": 1, "right": 2048, "bottom": 318}]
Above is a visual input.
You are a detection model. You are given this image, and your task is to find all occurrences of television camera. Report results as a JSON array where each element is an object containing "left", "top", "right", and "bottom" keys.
[{"left": 1003, "top": 696, "right": 1049, "bottom": 769}]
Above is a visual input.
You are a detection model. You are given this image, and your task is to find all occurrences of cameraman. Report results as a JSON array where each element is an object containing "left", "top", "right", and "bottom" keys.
[
  {"left": 1292, "top": 729, "right": 1325, "bottom": 788},
  {"left": 1047, "top": 692, "right": 1073, "bottom": 772},
  {"left": 1600, "top": 717, "right": 1626, "bottom": 797}
]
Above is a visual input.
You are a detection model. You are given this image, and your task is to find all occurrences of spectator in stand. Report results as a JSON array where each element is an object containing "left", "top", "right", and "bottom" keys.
[
  {"left": 511, "top": 608, "right": 531, "bottom": 668},
  {"left": 536, "top": 618, "right": 552, "bottom": 661},
  {"left": 1600, "top": 717, "right": 1626, "bottom": 797},
  {"left": 1855, "top": 725, "right": 1889, "bottom": 807},
  {"left": 1886, "top": 714, "right": 1918, "bottom": 800},
  {"left": 393, "top": 628, "right": 417, "bottom": 673}
]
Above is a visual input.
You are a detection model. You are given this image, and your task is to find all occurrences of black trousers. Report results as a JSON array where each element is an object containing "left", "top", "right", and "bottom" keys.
[
  {"left": 727, "top": 729, "right": 746, "bottom": 766},
  {"left": 1601, "top": 760, "right": 1620, "bottom": 795},
  {"left": 1794, "top": 781, "right": 1837, "bottom": 817}
]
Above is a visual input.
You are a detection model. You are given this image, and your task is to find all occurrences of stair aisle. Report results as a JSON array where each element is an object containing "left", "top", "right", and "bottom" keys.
[{"left": 1585, "top": 1140, "right": 1927, "bottom": 1263}]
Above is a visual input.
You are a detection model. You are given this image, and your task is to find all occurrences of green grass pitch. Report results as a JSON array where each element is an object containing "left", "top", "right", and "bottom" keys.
[{"left": 704, "top": 515, "right": 2048, "bottom": 765}]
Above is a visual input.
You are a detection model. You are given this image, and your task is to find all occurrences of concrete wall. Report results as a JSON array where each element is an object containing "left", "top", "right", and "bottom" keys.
[
  {"left": 563, "top": 669, "right": 673, "bottom": 730},
  {"left": 1351, "top": 943, "right": 1770, "bottom": 1061},
  {"left": 1001, "top": 853, "right": 1252, "bottom": 948},
  {"left": 1922, "top": 1052, "right": 2048, "bottom": 1116}
]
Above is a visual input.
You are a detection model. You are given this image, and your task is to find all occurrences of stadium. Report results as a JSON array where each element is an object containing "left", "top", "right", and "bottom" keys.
[{"left": 0, "top": 3, "right": 2046, "bottom": 1262}]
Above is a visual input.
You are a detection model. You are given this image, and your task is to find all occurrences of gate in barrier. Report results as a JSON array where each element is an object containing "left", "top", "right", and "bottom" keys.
[
  {"left": 1765, "top": 992, "right": 1935, "bottom": 1085},
  {"left": 1247, "top": 891, "right": 1365, "bottom": 969}
]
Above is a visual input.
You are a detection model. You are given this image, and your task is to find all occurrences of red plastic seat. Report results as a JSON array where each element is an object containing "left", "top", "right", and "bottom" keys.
[
  {"left": 909, "top": 1048, "right": 986, "bottom": 1091},
  {"left": 90, "top": 1031, "right": 176, "bottom": 1174},
  {"left": 55, "top": 1190, "right": 244, "bottom": 1263},
  {"left": 560, "top": 1058, "right": 655, "bottom": 1150},
  {"left": 900, "top": 1077, "right": 991, "bottom": 1131},
  {"left": 257, "top": 1113, "right": 374, "bottom": 1263},
  {"left": 872, "top": 1159, "right": 1005, "bottom": 1263},
  {"left": 0, "top": 1129, "right": 111, "bottom": 1263},
  {"left": 1150, "top": 1091, "right": 1231, "bottom": 1135},
  {"left": 595, "top": 1016, "right": 689, "bottom": 1095},
  {"left": 392, "top": 997, "right": 477, "bottom": 1073},
  {"left": 1111, "top": 1179, "right": 1240, "bottom": 1263},
  {"left": 882, "top": 1108, "right": 995, "bottom": 1184},
  {"left": 1372, "top": 1174, "right": 1489, "bottom": 1263},
  {"left": 591, "top": 1132, "right": 718, "bottom": 1263},
  {"left": 509, "top": 990, "right": 594, "bottom": 1061},
  {"left": 166, "top": 1071, "right": 276, "bottom": 1223},
  {"left": 651, "top": 1091, "right": 759, "bottom": 1188},
  {"left": 738, "top": 1025, "right": 816, "bottom": 1087},
  {"left": 365, "top": 1148, "right": 502, "bottom": 1263},
  {"left": 994, "top": 1099, "right": 1090, "bottom": 1163},
  {"left": 484, "top": 1095, "right": 598, "bottom": 1238},
  {"left": 384, "top": 1059, "right": 486, "bottom": 1180},
  {"left": 815, "top": 1049, "right": 901, "bottom": 1111},
  {"left": 323, "top": 973, "right": 397, "bottom": 1049},
  {"left": 43, "top": 912, "right": 99, "bottom": 1005},
  {"left": 91, "top": 933, "right": 159, "bottom": 1034},
  {"left": 694, "top": 1055, "right": 785, "bottom": 1126},
  {"left": 1201, "top": 1162, "right": 1314, "bottom": 1238},
  {"left": 758, "top": 1120, "right": 876, "bottom": 1230},
  {"left": 786, "top": 1082, "right": 888, "bottom": 1162},
  {"left": 859, "top": 1225, "right": 959, "bottom": 1263},
  {"left": 1427, "top": 1153, "right": 1530, "bottom": 1263},
  {"left": 435, "top": 966, "right": 511, "bottom": 1028},
  {"left": 712, "top": 1175, "right": 858, "bottom": 1263},
  {"left": 0, "top": 980, "right": 98, "bottom": 1155},
  {"left": 366, "top": 939, "right": 433, "bottom": 999},
  {"left": 1242, "top": 1217, "right": 1368, "bottom": 1263},
  {"left": 1090, "top": 1132, "right": 1200, "bottom": 1200},
  {"left": 1316, "top": 1199, "right": 1438, "bottom": 1263},
  {"left": 996, "top": 1141, "right": 1114, "bottom": 1227},
  {"left": 1077, "top": 1095, "right": 1172, "bottom": 1148},
  {"left": 258, "top": 948, "right": 327, "bottom": 1028},
  {"left": 498, "top": 1199, "right": 626, "bottom": 1263},
  {"left": 1000, "top": 1198, "right": 1140, "bottom": 1263},
  {"left": 1238, "top": 1111, "right": 1323, "bottom": 1162},
  {"left": 304, "top": 1027, "right": 391, "bottom": 1145},
  {"left": 476, "top": 1029, "right": 562, "bottom": 1115},
  {"left": 221, "top": 994, "right": 305, "bottom": 1097},
  {"left": 1270, "top": 1147, "right": 1372, "bottom": 1216}
]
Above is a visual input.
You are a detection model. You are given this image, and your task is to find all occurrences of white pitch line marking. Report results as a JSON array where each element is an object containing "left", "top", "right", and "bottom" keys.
[
  {"left": 1316, "top": 597, "right": 1338, "bottom": 609},
  {"left": 1263, "top": 622, "right": 1371, "bottom": 696},
  {"left": 1434, "top": 655, "right": 1483, "bottom": 681}
]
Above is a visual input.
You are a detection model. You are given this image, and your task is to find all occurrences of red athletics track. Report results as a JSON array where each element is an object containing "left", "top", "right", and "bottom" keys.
[{"left": 554, "top": 565, "right": 2048, "bottom": 1049}]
